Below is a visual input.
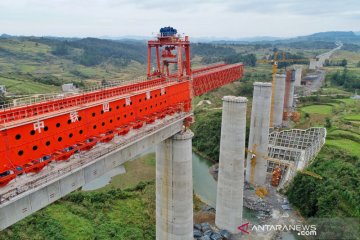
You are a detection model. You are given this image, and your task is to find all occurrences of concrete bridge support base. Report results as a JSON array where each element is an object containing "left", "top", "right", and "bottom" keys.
[
  {"left": 246, "top": 83, "right": 272, "bottom": 186},
  {"left": 156, "top": 130, "right": 194, "bottom": 240},
  {"left": 215, "top": 96, "right": 247, "bottom": 233}
]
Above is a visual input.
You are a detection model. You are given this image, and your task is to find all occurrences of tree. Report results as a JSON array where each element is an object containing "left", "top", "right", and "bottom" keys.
[
  {"left": 224, "top": 53, "right": 257, "bottom": 67},
  {"left": 0, "top": 92, "right": 6, "bottom": 106},
  {"left": 52, "top": 41, "right": 69, "bottom": 56},
  {"left": 357, "top": 61, "right": 360, "bottom": 68},
  {"left": 325, "top": 117, "right": 332, "bottom": 128},
  {"left": 340, "top": 59, "right": 347, "bottom": 67},
  {"left": 331, "top": 70, "right": 343, "bottom": 86}
]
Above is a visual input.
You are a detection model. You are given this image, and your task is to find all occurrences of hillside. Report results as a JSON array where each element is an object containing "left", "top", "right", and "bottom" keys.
[
  {"left": 0, "top": 37, "right": 151, "bottom": 94},
  {"left": 0, "top": 36, "right": 264, "bottom": 96}
]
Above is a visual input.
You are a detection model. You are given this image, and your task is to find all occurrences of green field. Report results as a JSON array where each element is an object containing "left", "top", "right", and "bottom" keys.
[
  {"left": 326, "top": 139, "right": 360, "bottom": 157},
  {"left": 301, "top": 104, "right": 333, "bottom": 114},
  {"left": 328, "top": 129, "right": 360, "bottom": 140},
  {"left": 320, "top": 87, "right": 351, "bottom": 95},
  {"left": 101, "top": 153, "right": 155, "bottom": 191},
  {"left": 344, "top": 114, "right": 360, "bottom": 121},
  {"left": 0, "top": 76, "right": 60, "bottom": 94},
  {"left": 337, "top": 98, "right": 359, "bottom": 105}
]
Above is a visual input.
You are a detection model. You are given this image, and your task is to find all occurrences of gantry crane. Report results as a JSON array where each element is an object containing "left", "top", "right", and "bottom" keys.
[
  {"left": 0, "top": 27, "right": 244, "bottom": 187},
  {"left": 257, "top": 51, "right": 308, "bottom": 127}
]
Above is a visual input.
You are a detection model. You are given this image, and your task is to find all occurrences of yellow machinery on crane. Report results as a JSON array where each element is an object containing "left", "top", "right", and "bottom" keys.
[
  {"left": 246, "top": 147, "right": 322, "bottom": 197},
  {"left": 257, "top": 51, "right": 308, "bottom": 126}
]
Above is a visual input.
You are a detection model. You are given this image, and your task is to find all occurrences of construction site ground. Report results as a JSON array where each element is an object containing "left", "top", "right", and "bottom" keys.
[{"left": 204, "top": 165, "right": 305, "bottom": 240}]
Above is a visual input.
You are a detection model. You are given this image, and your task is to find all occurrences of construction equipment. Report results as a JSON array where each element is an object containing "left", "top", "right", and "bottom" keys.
[
  {"left": 257, "top": 51, "right": 308, "bottom": 127},
  {"left": 246, "top": 147, "right": 322, "bottom": 196},
  {"left": 271, "top": 167, "right": 282, "bottom": 187},
  {"left": 291, "top": 111, "right": 301, "bottom": 122},
  {"left": 249, "top": 146, "right": 322, "bottom": 179},
  {"left": 0, "top": 27, "right": 244, "bottom": 187},
  {"left": 246, "top": 144, "right": 270, "bottom": 198},
  {"left": 246, "top": 148, "right": 323, "bottom": 182}
]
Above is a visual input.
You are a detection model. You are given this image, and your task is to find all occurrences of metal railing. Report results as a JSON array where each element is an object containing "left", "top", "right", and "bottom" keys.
[
  {"left": 0, "top": 79, "right": 181, "bottom": 126},
  {"left": 0, "top": 62, "right": 227, "bottom": 112},
  {"left": 0, "top": 112, "right": 189, "bottom": 205},
  {"left": 0, "top": 76, "right": 158, "bottom": 111}
]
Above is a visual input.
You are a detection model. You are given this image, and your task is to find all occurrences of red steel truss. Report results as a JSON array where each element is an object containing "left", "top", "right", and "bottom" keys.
[
  {"left": 192, "top": 63, "right": 244, "bottom": 96},
  {"left": 0, "top": 27, "right": 244, "bottom": 186}
]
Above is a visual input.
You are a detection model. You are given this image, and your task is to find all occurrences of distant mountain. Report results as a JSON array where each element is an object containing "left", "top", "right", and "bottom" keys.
[
  {"left": 100, "top": 35, "right": 150, "bottom": 41},
  {"left": 294, "top": 31, "right": 359, "bottom": 42},
  {"left": 0, "top": 33, "right": 13, "bottom": 38},
  {"left": 195, "top": 31, "right": 360, "bottom": 44},
  {"left": 2, "top": 31, "right": 360, "bottom": 44}
]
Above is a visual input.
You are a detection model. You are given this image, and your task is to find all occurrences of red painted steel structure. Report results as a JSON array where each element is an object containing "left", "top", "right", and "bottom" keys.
[{"left": 0, "top": 28, "right": 244, "bottom": 186}]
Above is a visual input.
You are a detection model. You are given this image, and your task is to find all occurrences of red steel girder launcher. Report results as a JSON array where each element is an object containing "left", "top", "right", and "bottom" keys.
[{"left": 0, "top": 27, "right": 244, "bottom": 186}]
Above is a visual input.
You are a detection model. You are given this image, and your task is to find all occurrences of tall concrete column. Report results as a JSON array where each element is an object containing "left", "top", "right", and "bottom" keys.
[
  {"left": 294, "top": 65, "right": 302, "bottom": 86},
  {"left": 246, "top": 83, "right": 272, "bottom": 186},
  {"left": 288, "top": 71, "right": 295, "bottom": 109},
  {"left": 309, "top": 59, "right": 316, "bottom": 70},
  {"left": 216, "top": 96, "right": 247, "bottom": 233},
  {"left": 316, "top": 59, "right": 323, "bottom": 68},
  {"left": 283, "top": 71, "right": 292, "bottom": 114},
  {"left": 272, "top": 74, "right": 286, "bottom": 127},
  {"left": 156, "top": 130, "right": 194, "bottom": 240}
]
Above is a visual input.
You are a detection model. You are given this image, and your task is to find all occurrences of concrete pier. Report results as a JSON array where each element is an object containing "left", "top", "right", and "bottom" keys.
[
  {"left": 156, "top": 130, "right": 194, "bottom": 240},
  {"left": 283, "top": 71, "right": 291, "bottom": 115},
  {"left": 288, "top": 71, "right": 295, "bottom": 109},
  {"left": 272, "top": 74, "right": 286, "bottom": 127},
  {"left": 215, "top": 96, "right": 247, "bottom": 233},
  {"left": 294, "top": 66, "right": 302, "bottom": 86},
  {"left": 309, "top": 59, "right": 317, "bottom": 70},
  {"left": 246, "top": 83, "right": 272, "bottom": 186}
]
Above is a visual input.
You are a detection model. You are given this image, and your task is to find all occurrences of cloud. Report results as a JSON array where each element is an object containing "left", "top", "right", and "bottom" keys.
[
  {"left": 0, "top": 0, "right": 358, "bottom": 37},
  {"left": 228, "top": 0, "right": 360, "bottom": 16}
]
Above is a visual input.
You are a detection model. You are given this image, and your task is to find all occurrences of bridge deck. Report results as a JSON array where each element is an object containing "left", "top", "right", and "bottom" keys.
[{"left": 0, "top": 112, "right": 190, "bottom": 206}]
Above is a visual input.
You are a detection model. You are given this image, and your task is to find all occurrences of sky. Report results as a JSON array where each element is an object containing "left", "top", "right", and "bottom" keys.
[{"left": 0, "top": 0, "right": 359, "bottom": 39}]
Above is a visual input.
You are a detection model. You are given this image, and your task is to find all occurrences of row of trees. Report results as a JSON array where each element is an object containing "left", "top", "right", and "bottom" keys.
[
  {"left": 324, "top": 59, "right": 347, "bottom": 67},
  {"left": 330, "top": 67, "right": 360, "bottom": 90},
  {"left": 51, "top": 38, "right": 147, "bottom": 67},
  {"left": 224, "top": 53, "right": 257, "bottom": 67}
]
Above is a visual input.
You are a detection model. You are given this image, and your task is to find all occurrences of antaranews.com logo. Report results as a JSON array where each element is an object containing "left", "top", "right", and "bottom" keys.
[
  {"left": 238, "top": 218, "right": 359, "bottom": 240},
  {"left": 238, "top": 223, "right": 317, "bottom": 236}
]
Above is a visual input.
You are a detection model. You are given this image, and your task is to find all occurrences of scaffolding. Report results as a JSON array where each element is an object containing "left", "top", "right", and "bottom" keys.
[{"left": 266, "top": 127, "right": 326, "bottom": 187}]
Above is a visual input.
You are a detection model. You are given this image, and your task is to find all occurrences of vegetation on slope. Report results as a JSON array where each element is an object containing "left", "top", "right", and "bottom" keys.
[
  {"left": 288, "top": 93, "right": 360, "bottom": 218},
  {"left": 0, "top": 154, "right": 157, "bottom": 240},
  {"left": 0, "top": 153, "right": 207, "bottom": 240},
  {"left": 328, "top": 67, "right": 360, "bottom": 90},
  {"left": 192, "top": 110, "right": 222, "bottom": 161},
  {"left": 0, "top": 181, "right": 156, "bottom": 240},
  {"left": 287, "top": 146, "right": 360, "bottom": 218}
]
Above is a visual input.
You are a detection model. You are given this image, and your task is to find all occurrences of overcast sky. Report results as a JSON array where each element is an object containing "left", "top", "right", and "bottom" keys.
[{"left": 0, "top": 0, "right": 359, "bottom": 38}]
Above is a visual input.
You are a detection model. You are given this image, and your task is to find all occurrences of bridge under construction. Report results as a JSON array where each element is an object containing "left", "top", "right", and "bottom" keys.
[{"left": 0, "top": 26, "right": 328, "bottom": 239}]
